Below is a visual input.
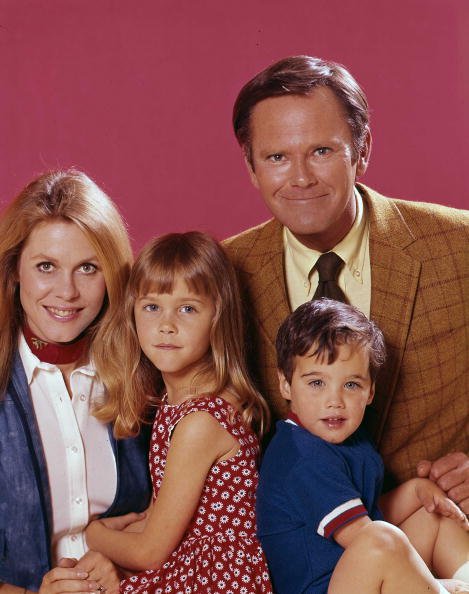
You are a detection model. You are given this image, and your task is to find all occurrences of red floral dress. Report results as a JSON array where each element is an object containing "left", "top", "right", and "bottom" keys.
[{"left": 120, "top": 395, "right": 273, "bottom": 594}]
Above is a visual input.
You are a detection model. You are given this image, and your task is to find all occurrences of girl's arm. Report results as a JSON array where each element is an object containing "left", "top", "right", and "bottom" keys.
[
  {"left": 86, "top": 411, "right": 238, "bottom": 571},
  {"left": 380, "top": 477, "right": 468, "bottom": 528}
]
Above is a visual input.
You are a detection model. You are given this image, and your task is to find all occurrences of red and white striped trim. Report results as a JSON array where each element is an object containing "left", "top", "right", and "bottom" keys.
[{"left": 317, "top": 498, "right": 366, "bottom": 538}]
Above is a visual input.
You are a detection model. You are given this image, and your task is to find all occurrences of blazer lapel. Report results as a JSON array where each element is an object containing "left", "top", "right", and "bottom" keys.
[
  {"left": 240, "top": 219, "right": 291, "bottom": 349},
  {"left": 361, "top": 186, "right": 421, "bottom": 444}
]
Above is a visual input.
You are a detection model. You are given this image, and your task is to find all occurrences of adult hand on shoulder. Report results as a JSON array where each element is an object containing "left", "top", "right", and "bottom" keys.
[
  {"left": 38, "top": 558, "right": 92, "bottom": 594},
  {"left": 417, "top": 452, "right": 469, "bottom": 514},
  {"left": 75, "top": 551, "right": 121, "bottom": 594}
]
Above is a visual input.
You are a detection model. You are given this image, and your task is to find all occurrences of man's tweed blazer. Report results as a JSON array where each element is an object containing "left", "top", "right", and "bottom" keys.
[{"left": 223, "top": 184, "right": 468, "bottom": 484}]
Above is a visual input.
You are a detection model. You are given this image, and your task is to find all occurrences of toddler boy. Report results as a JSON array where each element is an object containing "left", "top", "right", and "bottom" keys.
[{"left": 257, "top": 299, "right": 468, "bottom": 594}]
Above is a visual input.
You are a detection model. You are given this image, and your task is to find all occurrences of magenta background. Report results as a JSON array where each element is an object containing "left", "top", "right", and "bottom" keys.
[{"left": 1, "top": 0, "right": 468, "bottom": 251}]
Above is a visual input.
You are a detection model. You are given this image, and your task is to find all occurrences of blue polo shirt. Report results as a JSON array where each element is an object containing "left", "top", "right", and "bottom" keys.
[{"left": 257, "top": 420, "right": 384, "bottom": 594}]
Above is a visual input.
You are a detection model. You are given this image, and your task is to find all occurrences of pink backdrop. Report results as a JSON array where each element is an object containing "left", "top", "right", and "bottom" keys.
[{"left": 1, "top": 0, "right": 468, "bottom": 251}]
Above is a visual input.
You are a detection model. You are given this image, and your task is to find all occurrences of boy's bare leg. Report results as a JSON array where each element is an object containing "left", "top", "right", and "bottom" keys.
[
  {"left": 399, "top": 506, "right": 469, "bottom": 578},
  {"left": 328, "top": 521, "right": 444, "bottom": 594}
]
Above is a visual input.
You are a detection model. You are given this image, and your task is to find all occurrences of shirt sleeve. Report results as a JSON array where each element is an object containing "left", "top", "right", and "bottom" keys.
[{"left": 284, "top": 438, "right": 368, "bottom": 539}]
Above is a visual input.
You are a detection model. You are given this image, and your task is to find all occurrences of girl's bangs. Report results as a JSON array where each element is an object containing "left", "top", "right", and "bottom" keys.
[{"left": 135, "top": 258, "right": 213, "bottom": 298}]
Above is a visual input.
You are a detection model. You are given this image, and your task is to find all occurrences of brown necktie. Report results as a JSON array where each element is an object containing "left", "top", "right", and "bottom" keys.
[{"left": 312, "top": 252, "right": 348, "bottom": 303}]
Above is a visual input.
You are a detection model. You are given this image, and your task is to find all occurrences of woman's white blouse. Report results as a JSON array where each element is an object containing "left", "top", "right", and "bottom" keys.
[{"left": 19, "top": 334, "right": 117, "bottom": 564}]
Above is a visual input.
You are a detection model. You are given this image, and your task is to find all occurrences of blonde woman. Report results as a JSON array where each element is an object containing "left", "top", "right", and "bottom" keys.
[{"left": 0, "top": 171, "right": 151, "bottom": 594}]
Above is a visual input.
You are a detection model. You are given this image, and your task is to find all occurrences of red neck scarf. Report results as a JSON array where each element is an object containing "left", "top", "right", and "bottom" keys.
[{"left": 23, "top": 324, "right": 90, "bottom": 365}]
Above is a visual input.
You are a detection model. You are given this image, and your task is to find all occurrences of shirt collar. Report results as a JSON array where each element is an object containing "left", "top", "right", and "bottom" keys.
[
  {"left": 283, "top": 187, "right": 369, "bottom": 283},
  {"left": 18, "top": 333, "right": 96, "bottom": 385}
]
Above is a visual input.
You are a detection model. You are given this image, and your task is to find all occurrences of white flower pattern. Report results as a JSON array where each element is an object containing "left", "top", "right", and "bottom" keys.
[{"left": 120, "top": 396, "right": 272, "bottom": 594}]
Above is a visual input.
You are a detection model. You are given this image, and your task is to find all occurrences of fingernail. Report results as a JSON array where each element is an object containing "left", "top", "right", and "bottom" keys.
[{"left": 77, "top": 572, "right": 88, "bottom": 578}]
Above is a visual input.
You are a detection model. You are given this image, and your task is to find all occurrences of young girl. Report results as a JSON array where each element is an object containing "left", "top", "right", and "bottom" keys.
[{"left": 87, "top": 231, "right": 273, "bottom": 594}]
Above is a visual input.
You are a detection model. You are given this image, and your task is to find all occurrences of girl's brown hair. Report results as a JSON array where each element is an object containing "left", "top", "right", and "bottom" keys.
[
  {"left": 96, "top": 232, "right": 270, "bottom": 438},
  {"left": 0, "top": 170, "right": 132, "bottom": 395}
]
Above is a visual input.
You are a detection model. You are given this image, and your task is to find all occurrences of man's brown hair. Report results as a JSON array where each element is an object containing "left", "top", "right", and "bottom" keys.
[{"left": 233, "top": 55, "right": 369, "bottom": 164}]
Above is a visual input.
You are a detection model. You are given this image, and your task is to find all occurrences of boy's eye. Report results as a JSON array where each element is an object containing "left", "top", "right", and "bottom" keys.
[
  {"left": 309, "top": 379, "right": 324, "bottom": 388},
  {"left": 37, "top": 262, "right": 54, "bottom": 272}
]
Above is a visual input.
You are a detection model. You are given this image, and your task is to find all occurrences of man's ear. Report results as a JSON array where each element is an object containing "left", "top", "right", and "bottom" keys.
[
  {"left": 356, "top": 127, "right": 372, "bottom": 178},
  {"left": 367, "top": 381, "right": 375, "bottom": 405},
  {"left": 278, "top": 370, "right": 292, "bottom": 401},
  {"left": 243, "top": 151, "right": 260, "bottom": 190}
]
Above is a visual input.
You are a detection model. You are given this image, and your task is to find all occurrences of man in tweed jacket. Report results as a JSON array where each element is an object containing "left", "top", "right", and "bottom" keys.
[{"left": 223, "top": 56, "right": 468, "bottom": 507}]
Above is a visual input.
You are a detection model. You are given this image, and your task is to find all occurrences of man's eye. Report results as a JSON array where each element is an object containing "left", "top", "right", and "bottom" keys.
[
  {"left": 268, "top": 154, "right": 284, "bottom": 162},
  {"left": 315, "top": 147, "right": 331, "bottom": 156}
]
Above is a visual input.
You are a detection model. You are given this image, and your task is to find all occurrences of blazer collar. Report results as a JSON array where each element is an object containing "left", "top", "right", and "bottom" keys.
[
  {"left": 239, "top": 219, "right": 290, "bottom": 348},
  {"left": 359, "top": 184, "right": 421, "bottom": 444}
]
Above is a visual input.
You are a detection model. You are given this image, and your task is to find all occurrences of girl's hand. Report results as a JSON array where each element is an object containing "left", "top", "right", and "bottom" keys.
[
  {"left": 416, "top": 479, "right": 469, "bottom": 530},
  {"left": 74, "top": 551, "right": 121, "bottom": 594},
  {"left": 39, "top": 559, "right": 95, "bottom": 594},
  {"left": 98, "top": 512, "right": 146, "bottom": 532},
  {"left": 86, "top": 513, "right": 147, "bottom": 550}
]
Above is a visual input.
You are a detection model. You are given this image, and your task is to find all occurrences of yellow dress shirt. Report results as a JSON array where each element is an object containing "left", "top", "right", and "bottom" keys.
[{"left": 284, "top": 188, "right": 371, "bottom": 316}]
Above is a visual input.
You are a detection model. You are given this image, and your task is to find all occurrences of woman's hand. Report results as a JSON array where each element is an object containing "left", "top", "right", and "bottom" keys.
[
  {"left": 74, "top": 551, "right": 122, "bottom": 594},
  {"left": 38, "top": 558, "right": 95, "bottom": 594}
]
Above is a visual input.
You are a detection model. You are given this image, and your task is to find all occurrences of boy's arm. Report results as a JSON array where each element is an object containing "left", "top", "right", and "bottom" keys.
[
  {"left": 333, "top": 515, "right": 373, "bottom": 548},
  {"left": 380, "top": 477, "right": 468, "bottom": 529}
]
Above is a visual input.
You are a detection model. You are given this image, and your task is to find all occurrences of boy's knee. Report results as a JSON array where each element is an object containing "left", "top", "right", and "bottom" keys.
[{"left": 352, "top": 521, "right": 411, "bottom": 560}]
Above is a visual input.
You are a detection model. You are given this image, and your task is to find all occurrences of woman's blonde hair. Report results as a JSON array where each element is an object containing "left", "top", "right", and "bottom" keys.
[
  {"left": 0, "top": 170, "right": 133, "bottom": 395},
  {"left": 96, "top": 231, "right": 270, "bottom": 438}
]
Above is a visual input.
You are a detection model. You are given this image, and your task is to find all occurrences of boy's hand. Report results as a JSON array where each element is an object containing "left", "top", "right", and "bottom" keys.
[
  {"left": 417, "top": 452, "right": 469, "bottom": 514},
  {"left": 415, "top": 478, "right": 469, "bottom": 530}
]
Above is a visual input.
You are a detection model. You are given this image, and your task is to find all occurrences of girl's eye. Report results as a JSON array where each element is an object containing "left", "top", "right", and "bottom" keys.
[
  {"left": 309, "top": 379, "right": 324, "bottom": 388},
  {"left": 143, "top": 304, "right": 159, "bottom": 312},
  {"left": 37, "top": 262, "right": 54, "bottom": 273},
  {"left": 79, "top": 263, "right": 98, "bottom": 274},
  {"left": 345, "top": 381, "right": 360, "bottom": 390},
  {"left": 180, "top": 305, "right": 196, "bottom": 314}
]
